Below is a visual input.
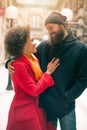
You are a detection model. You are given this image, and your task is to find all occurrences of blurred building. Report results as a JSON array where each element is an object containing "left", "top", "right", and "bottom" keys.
[{"left": 0, "top": 0, "right": 87, "bottom": 65}]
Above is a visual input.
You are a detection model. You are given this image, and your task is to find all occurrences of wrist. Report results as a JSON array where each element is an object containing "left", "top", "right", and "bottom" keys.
[{"left": 46, "top": 71, "right": 51, "bottom": 75}]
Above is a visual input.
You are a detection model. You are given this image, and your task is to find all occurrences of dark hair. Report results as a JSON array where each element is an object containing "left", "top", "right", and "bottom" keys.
[{"left": 4, "top": 25, "right": 30, "bottom": 57}]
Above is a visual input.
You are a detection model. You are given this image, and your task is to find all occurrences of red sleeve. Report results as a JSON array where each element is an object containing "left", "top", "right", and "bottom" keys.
[{"left": 12, "top": 62, "right": 54, "bottom": 97}]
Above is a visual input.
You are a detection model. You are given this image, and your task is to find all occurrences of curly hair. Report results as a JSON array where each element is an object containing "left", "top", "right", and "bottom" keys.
[{"left": 4, "top": 25, "right": 30, "bottom": 57}]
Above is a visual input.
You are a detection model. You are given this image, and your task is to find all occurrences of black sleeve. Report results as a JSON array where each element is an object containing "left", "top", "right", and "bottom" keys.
[
  {"left": 5, "top": 58, "right": 14, "bottom": 69},
  {"left": 65, "top": 45, "right": 87, "bottom": 100}
]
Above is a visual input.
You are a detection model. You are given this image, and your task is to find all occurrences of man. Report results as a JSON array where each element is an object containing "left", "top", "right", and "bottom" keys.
[
  {"left": 35, "top": 12, "right": 87, "bottom": 130},
  {"left": 6, "top": 12, "right": 87, "bottom": 130}
]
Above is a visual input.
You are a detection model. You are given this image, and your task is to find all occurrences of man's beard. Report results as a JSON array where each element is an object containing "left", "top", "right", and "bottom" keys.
[{"left": 49, "top": 28, "right": 65, "bottom": 45}]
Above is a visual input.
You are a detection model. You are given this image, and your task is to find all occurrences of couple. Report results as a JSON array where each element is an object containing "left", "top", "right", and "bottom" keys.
[{"left": 5, "top": 12, "right": 87, "bottom": 130}]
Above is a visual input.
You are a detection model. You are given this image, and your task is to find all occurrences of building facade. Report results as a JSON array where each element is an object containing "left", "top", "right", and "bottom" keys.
[{"left": 0, "top": 0, "right": 87, "bottom": 64}]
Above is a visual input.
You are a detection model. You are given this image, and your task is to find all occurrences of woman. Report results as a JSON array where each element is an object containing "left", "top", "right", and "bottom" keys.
[{"left": 4, "top": 25, "right": 60, "bottom": 130}]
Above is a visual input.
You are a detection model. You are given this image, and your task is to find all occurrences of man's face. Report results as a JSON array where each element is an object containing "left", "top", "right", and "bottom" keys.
[{"left": 45, "top": 23, "right": 65, "bottom": 45}]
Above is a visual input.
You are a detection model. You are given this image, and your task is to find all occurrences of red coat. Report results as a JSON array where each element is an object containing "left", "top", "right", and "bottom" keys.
[{"left": 6, "top": 55, "right": 56, "bottom": 130}]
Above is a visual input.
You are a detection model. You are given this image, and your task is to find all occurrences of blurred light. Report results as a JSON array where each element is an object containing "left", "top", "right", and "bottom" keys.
[
  {"left": 0, "top": 8, "right": 5, "bottom": 16},
  {"left": 6, "top": 5, "right": 18, "bottom": 19},
  {"left": 17, "top": 0, "right": 57, "bottom": 5},
  {"left": 60, "top": 8, "right": 73, "bottom": 21},
  {"left": 43, "top": 34, "right": 48, "bottom": 40},
  {"left": 33, "top": 39, "right": 40, "bottom": 47}
]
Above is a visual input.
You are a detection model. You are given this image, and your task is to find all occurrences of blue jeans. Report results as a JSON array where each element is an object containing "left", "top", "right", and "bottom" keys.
[{"left": 52, "top": 109, "right": 76, "bottom": 130}]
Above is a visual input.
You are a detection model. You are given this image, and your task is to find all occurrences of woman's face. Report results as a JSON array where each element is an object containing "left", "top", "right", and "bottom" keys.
[{"left": 23, "top": 37, "right": 37, "bottom": 56}]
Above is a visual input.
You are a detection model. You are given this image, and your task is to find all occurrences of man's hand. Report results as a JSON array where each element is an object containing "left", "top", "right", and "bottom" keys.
[{"left": 8, "top": 60, "right": 15, "bottom": 74}]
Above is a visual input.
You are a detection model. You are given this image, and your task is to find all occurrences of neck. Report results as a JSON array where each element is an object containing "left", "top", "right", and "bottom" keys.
[{"left": 23, "top": 52, "right": 31, "bottom": 58}]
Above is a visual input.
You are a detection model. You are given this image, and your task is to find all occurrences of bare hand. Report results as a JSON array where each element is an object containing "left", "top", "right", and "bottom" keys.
[
  {"left": 46, "top": 58, "right": 60, "bottom": 74},
  {"left": 8, "top": 60, "right": 15, "bottom": 74}
]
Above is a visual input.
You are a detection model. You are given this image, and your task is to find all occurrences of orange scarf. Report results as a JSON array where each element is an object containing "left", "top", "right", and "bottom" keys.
[{"left": 23, "top": 54, "right": 43, "bottom": 81}]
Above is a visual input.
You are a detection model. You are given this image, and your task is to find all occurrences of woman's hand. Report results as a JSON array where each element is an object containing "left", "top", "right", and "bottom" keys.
[{"left": 46, "top": 58, "right": 60, "bottom": 75}]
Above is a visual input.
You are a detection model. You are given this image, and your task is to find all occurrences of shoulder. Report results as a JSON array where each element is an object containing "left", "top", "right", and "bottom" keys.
[
  {"left": 78, "top": 41, "right": 87, "bottom": 51},
  {"left": 74, "top": 39, "right": 87, "bottom": 50},
  {"left": 36, "top": 40, "right": 49, "bottom": 50},
  {"left": 12, "top": 59, "right": 32, "bottom": 76},
  {"left": 36, "top": 40, "right": 52, "bottom": 55},
  {"left": 77, "top": 42, "right": 87, "bottom": 61},
  {"left": 35, "top": 40, "right": 50, "bottom": 58},
  {"left": 12, "top": 56, "right": 30, "bottom": 70},
  {"left": 81, "top": 44, "right": 87, "bottom": 56},
  {"left": 12, "top": 60, "right": 26, "bottom": 70}
]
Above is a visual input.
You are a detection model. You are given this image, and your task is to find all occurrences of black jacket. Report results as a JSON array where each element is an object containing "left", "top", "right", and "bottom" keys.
[{"left": 36, "top": 30, "right": 87, "bottom": 120}]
